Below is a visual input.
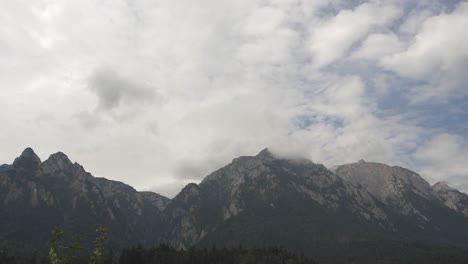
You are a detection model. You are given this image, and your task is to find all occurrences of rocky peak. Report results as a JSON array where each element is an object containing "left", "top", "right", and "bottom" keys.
[
  {"left": 174, "top": 183, "right": 200, "bottom": 203},
  {"left": 12, "top": 147, "right": 42, "bottom": 171},
  {"left": 256, "top": 148, "right": 275, "bottom": 160},
  {"left": 336, "top": 161, "right": 433, "bottom": 194},
  {"left": 432, "top": 182, "right": 468, "bottom": 217},
  {"left": 334, "top": 161, "right": 439, "bottom": 218},
  {"left": 0, "top": 164, "right": 12, "bottom": 172},
  {"left": 433, "top": 182, "right": 456, "bottom": 192},
  {"left": 41, "top": 152, "right": 73, "bottom": 173},
  {"left": 203, "top": 150, "right": 270, "bottom": 184}
]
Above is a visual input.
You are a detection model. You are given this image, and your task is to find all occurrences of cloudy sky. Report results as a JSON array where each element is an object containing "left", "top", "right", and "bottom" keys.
[{"left": 1, "top": 0, "right": 467, "bottom": 197}]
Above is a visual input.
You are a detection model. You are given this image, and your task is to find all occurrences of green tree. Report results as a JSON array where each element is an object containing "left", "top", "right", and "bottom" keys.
[
  {"left": 48, "top": 228, "right": 67, "bottom": 264},
  {"left": 88, "top": 226, "right": 109, "bottom": 264},
  {"left": 48, "top": 226, "right": 110, "bottom": 264}
]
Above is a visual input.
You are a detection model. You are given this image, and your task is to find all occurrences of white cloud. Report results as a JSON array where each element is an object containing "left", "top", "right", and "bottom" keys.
[
  {"left": 399, "top": 9, "right": 433, "bottom": 35},
  {"left": 414, "top": 133, "right": 468, "bottom": 193},
  {"left": 308, "top": 2, "right": 402, "bottom": 68},
  {"left": 241, "top": 6, "right": 285, "bottom": 36},
  {"left": 352, "top": 33, "right": 405, "bottom": 61},
  {"left": 269, "top": 74, "right": 424, "bottom": 168},
  {"left": 0, "top": 0, "right": 467, "bottom": 198},
  {"left": 381, "top": 2, "right": 468, "bottom": 102}
]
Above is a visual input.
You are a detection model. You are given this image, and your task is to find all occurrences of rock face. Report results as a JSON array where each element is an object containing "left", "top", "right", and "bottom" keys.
[
  {"left": 433, "top": 182, "right": 468, "bottom": 217},
  {"left": 333, "top": 161, "right": 468, "bottom": 242},
  {"left": 333, "top": 161, "right": 440, "bottom": 216},
  {"left": 0, "top": 148, "right": 169, "bottom": 254},
  {"left": 163, "top": 150, "right": 468, "bottom": 260},
  {"left": 162, "top": 150, "right": 387, "bottom": 250},
  {"left": 12, "top": 147, "right": 42, "bottom": 171},
  {"left": 2, "top": 148, "right": 468, "bottom": 263}
]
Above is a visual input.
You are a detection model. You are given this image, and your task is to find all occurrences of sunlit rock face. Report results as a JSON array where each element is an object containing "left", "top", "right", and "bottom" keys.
[
  {"left": 2, "top": 147, "right": 468, "bottom": 262},
  {"left": 163, "top": 149, "right": 392, "bottom": 249},
  {"left": 433, "top": 182, "right": 468, "bottom": 217},
  {"left": 334, "top": 161, "right": 441, "bottom": 218},
  {"left": 165, "top": 149, "right": 468, "bottom": 252},
  {"left": 333, "top": 160, "right": 468, "bottom": 244}
]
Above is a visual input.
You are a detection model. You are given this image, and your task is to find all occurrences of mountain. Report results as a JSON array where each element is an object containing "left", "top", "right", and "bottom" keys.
[
  {"left": 332, "top": 160, "right": 442, "bottom": 219},
  {"left": 163, "top": 149, "right": 389, "bottom": 249},
  {"left": 433, "top": 181, "right": 468, "bottom": 217},
  {"left": 333, "top": 160, "right": 468, "bottom": 242},
  {"left": 162, "top": 150, "right": 468, "bottom": 263},
  {"left": 0, "top": 148, "right": 169, "bottom": 254},
  {"left": 2, "top": 148, "right": 468, "bottom": 263}
]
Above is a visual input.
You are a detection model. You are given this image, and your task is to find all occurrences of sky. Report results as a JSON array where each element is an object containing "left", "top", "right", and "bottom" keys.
[{"left": 1, "top": 0, "right": 468, "bottom": 197}]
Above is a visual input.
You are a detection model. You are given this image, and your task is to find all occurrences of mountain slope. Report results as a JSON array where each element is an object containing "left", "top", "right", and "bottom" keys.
[
  {"left": 333, "top": 160, "right": 468, "bottom": 243},
  {"left": 2, "top": 148, "right": 468, "bottom": 263},
  {"left": 0, "top": 148, "right": 170, "bottom": 254},
  {"left": 433, "top": 181, "right": 468, "bottom": 217},
  {"left": 162, "top": 149, "right": 393, "bottom": 249},
  {"left": 333, "top": 160, "right": 440, "bottom": 216},
  {"left": 163, "top": 151, "right": 468, "bottom": 263}
]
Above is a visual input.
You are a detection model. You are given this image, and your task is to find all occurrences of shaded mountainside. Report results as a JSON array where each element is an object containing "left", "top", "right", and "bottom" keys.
[
  {"left": 163, "top": 149, "right": 390, "bottom": 250},
  {"left": 1, "top": 148, "right": 468, "bottom": 263},
  {"left": 0, "top": 148, "right": 170, "bottom": 254},
  {"left": 162, "top": 149, "right": 468, "bottom": 263}
]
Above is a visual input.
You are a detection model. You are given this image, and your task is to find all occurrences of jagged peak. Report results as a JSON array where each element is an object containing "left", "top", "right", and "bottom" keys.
[
  {"left": 12, "top": 147, "right": 42, "bottom": 171},
  {"left": 339, "top": 161, "right": 424, "bottom": 181},
  {"left": 184, "top": 182, "right": 199, "bottom": 190},
  {"left": 174, "top": 183, "right": 200, "bottom": 202},
  {"left": 46, "top": 152, "right": 72, "bottom": 164},
  {"left": 41, "top": 151, "right": 74, "bottom": 174},
  {"left": 256, "top": 148, "right": 275, "bottom": 159},
  {"left": 352, "top": 160, "right": 389, "bottom": 167},
  {"left": 21, "top": 147, "right": 36, "bottom": 156},
  {"left": 433, "top": 181, "right": 456, "bottom": 192}
]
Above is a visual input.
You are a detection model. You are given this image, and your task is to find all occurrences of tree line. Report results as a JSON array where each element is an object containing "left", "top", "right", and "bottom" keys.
[
  {"left": 0, "top": 227, "right": 317, "bottom": 264},
  {"left": 119, "top": 244, "right": 317, "bottom": 264}
]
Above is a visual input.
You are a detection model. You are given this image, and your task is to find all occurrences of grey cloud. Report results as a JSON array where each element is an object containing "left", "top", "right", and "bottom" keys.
[
  {"left": 146, "top": 181, "right": 193, "bottom": 199},
  {"left": 1, "top": 0, "right": 467, "bottom": 198},
  {"left": 75, "top": 111, "right": 103, "bottom": 130},
  {"left": 88, "top": 67, "right": 160, "bottom": 111},
  {"left": 146, "top": 121, "right": 159, "bottom": 136},
  {"left": 173, "top": 161, "right": 210, "bottom": 181}
]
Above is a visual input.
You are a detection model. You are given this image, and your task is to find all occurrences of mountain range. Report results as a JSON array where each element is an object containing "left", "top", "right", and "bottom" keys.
[{"left": 1, "top": 148, "right": 468, "bottom": 263}]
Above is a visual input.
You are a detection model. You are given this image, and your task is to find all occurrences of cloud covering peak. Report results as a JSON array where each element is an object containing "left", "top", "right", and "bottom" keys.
[{"left": 0, "top": 0, "right": 467, "bottom": 197}]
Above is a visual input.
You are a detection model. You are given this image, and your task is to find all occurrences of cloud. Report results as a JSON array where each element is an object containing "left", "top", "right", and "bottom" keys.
[
  {"left": 352, "top": 33, "right": 405, "bottom": 61},
  {"left": 88, "top": 67, "right": 159, "bottom": 111},
  {"left": 414, "top": 133, "right": 468, "bottom": 192},
  {"left": 399, "top": 9, "right": 433, "bottom": 35},
  {"left": 380, "top": 2, "right": 468, "bottom": 102},
  {"left": 0, "top": 0, "right": 467, "bottom": 197},
  {"left": 308, "top": 2, "right": 402, "bottom": 68}
]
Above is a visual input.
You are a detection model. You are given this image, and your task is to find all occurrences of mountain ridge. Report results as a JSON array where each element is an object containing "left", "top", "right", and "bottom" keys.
[
  {"left": 1, "top": 147, "right": 468, "bottom": 263},
  {"left": 0, "top": 148, "right": 170, "bottom": 254}
]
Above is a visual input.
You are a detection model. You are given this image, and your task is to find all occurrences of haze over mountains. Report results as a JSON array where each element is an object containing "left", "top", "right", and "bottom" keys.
[{"left": 1, "top": 148, "right": 468, "bottom": 263}]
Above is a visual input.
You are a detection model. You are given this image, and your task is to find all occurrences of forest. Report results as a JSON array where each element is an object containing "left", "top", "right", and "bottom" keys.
[
  {"left": 0, "top": 245, "right": 317, "bottom": 264},
  {"left": 0, "top": 227, "right": 317, "bottom": 264}
]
